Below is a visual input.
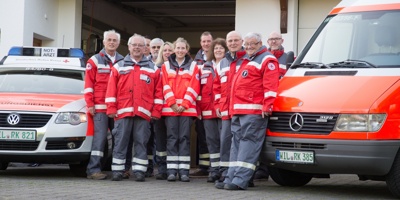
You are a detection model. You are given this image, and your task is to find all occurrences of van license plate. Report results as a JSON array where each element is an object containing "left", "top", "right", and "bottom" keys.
[
  {"left": 276, "top": 150, "right": 314, "bottom": 164},
  {"left": 0, "top": 130, "right": 36, "bottom": 141}
]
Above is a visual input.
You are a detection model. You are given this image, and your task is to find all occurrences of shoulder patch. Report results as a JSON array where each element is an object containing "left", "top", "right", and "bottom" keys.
[
  {"left": 86, "top": 63, "right": 92, "bottom": 70},
  {"left": 268, "top": 63, "right": 276, "bottom": 70}
]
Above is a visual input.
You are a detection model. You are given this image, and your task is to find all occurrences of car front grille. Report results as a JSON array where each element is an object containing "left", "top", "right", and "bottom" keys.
[
  {"left": 268, "top": 112, "right": 338, "bottom": 135},
  {"left": 269, "top": 141, "right": 326, "bottom": 149},
  {"left": 0, "top": 141, "right": 40, "bottom": 151},
  {"left": 0, "top": 113, "right": 53, "bottom": 128}
]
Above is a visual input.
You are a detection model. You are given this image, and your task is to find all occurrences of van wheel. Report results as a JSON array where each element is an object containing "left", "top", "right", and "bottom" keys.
[
  {"left": 268, "top": 166, "right": 312, "bottom": 186},
  {"left": 0, "top": 162, "right": 9, "bottom": 170},
  {"left": 69, "top": 161, "right": 88, "bottom": 177},
  {"left": 386, "top": 152, "right": 400, "bottom": 198}
]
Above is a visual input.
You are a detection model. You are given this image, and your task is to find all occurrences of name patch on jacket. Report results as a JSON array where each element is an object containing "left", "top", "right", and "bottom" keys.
[
  {"left": 98, "top": 69, "right": 111, "bottom": 73},
  {"left": 140, "top": 74, "right": 151, "bottom": 84}
]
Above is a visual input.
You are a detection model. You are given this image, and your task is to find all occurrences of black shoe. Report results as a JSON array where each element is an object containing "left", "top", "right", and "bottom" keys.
[
  {"left": 167, "top": 174, "right": 176, "bottom": 182},
  {"left": 224, "top": 183, "right": 243, "bottom": 190},
  {"left": 180, "top": 175, "right": 190, "bottom": 182},
  {"left": 215, "top": 181, "right": 225, "bottom": 189},
  {"left": 248, "top": 181, "right": 255, "bottom": 187},
  {"left": 122, "top": 170, "right": 131, "bottom": 179},
  {"left": 111, "top": 173, "right": 123, "bottom": 181},
  {"left": 254, "top": 169, "right": 269, "bottom": 180},
  {"left": 134, "top": 172, "right": 145, "bottom": 182},
  {"left": 155, "top": 173, "right": 168, "bottom": 180},
  {"left": 207, "top": 173, "right": 220, "bottom": 183}
]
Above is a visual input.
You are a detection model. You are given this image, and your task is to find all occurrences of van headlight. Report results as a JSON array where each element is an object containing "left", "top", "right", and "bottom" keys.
[
  {"left": 334, "top": 114, "right": 386, "bottom": 132},
  {"left": 55, "top": 112, "right": 87, "bottom": 125}
]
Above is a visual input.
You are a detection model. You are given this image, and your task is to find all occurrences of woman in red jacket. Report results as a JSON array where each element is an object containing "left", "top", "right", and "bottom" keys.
[
  {"left": 161, "top": 37, "right": 200, "bottom": 182},
  {"left": 198, "top": 38, "right": 228, "bottom": 182}
]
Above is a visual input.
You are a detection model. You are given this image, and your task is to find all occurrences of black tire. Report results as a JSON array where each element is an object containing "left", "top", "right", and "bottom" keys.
[
  {"left": 0, "top": 162, "right": 9, "bottom": 170},
  {"left": 69, "top": 161, "right": 88, "bottom": 177},
  {"left": 268, "top": 166, "right": 312, "bottom": 187},
  {"left": 386, "top": 152, "right": 400, "bottom": 198}
]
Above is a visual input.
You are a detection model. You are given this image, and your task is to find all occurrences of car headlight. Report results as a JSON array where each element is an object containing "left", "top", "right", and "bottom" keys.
[
  {"left": 55, "top": 112, "right": 87, "bottom": 125},
  {"left": 334, "top": 114, "right": 386, "bottom": 132}
]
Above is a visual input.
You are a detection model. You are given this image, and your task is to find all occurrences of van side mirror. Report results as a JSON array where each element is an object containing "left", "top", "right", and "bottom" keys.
[{"left": 286, "top": 51, "right": 295, "bottom": 69}]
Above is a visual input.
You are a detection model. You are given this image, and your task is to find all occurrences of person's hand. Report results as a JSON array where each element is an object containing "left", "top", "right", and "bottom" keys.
[
  {"left": 262, "top": 111, "right": 270, "bottom": 118},
  {"left": 177, "top": 106, "right": 185, "bottom": 113},
  {"left": 171, "top": 104, "right": 179, "bottom": 113},
  {"left": 216, "top": 108, "right": 222, "bottom": 118},
  {"left": 197, "top": 115, "right": 202, "bottom": 120},
  {"left": 88, "top": 107, "right": 95, "bottom": 116},
  {"left": 108, "top": 113, "right": 117, "bottom": 118},
  {"left": 151, "top": 116, "right": 160, "bottom": 120}
]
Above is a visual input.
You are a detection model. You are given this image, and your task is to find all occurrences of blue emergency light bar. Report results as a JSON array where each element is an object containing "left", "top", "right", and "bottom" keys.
[{"left": 8, "top": 46, "right": 85, "bottom": 59}]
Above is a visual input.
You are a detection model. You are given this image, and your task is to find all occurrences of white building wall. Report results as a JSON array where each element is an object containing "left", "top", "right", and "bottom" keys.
[
  {"left": 297, "top": 0, "right": 340, "bottom": 53},
  {"left": 235, "top": 0, "right": 299, "bottom": 54},
  {"left": 0, "top": 0, "right": 82, "bottom": 56},
  {"left": 0, "top": 0, "right": 26, "bottom": 57},
  {"left": 57, "top": 0, "right": 82, "bottom": 48}
]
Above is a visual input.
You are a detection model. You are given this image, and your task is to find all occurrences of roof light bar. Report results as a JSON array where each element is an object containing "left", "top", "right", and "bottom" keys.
[{"left": 8, "top": 46, "right": 85, "bottom": 59}]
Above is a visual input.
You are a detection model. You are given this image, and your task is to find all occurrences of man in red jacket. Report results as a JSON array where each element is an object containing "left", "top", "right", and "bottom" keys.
[
  {"left": 222, "top": 32, "right": 279, "bottom": 190},
  {"left": 106, "top": 34, "right": 163, "bottom": 181},
  {"left": 85, "top": 30, "right": 124, "bottom": 180}
]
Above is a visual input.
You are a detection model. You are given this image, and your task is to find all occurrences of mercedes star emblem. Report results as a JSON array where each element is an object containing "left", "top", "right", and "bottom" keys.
[{"left": 289, "top": 113, "right": 304, "bottom": 131}]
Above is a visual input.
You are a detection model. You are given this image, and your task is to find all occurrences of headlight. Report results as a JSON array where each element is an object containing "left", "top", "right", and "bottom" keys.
[
  {"left": 55, "top": 112, "right": 87, "bottom": 125},
  {"left": 334, "top": 114, "right": 386, "bottom": 132}
]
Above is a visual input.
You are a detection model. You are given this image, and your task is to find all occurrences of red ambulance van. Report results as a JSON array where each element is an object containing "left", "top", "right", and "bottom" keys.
[{"left": 261, "top": 0, "right": 400, "bottom": 197}]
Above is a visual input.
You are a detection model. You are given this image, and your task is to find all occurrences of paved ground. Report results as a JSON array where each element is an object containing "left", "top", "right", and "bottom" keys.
[{"left": 0, "top": 164, "right": 396, "bottom": 200}]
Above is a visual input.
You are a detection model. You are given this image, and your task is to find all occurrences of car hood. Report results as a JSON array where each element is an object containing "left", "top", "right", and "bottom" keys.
[
  {"left": 0, "top": 93, "right": 85, "bottom": 113},
  {"left": 274, "top": 76, "right": 399, "bottom": 113}
]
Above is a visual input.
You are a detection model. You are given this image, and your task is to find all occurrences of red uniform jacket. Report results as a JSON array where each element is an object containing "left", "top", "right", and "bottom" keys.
[
  {"left": 105, "top": 55, "right": 163, "bottom": 121},
  {"left": 84, "top": 49, "right": 124, "bottom": 112},
  {"left": 197, "top": 61, "right": 218, "bottom": 119},
  {"left": 229, "top": 46, "right": 279, "bottom": 116},
  {"left": 161, "top": 53, "right": 200, "bottom": 117},
  {"left": 213, "top": 50, "right": 246, "bottom": 120}
]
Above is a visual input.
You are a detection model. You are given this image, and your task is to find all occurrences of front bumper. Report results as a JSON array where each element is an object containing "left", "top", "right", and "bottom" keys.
[{"left": 260, "top": 137, "right": 400, "bottom": 176}]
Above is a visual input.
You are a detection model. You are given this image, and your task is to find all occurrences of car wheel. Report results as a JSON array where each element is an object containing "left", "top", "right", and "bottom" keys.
[
  {"left": 0, "top": 162, "right": 9, "bottom": 170},
  {"left": 69, "top": 160, "right": 88, "bottom": 177},
  {"left": 386, "top": 151, "right": 400, "bottom": 198},
  {"left": 268, "top": 166, "right": 312, "bottom": 186}
]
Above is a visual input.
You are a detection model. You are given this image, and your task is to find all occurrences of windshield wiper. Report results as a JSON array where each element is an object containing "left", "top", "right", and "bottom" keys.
[
  {"left": 290, "top": 62, "right": 330, "bottom": 69},
  {"left": 328, "top": 60, "right": 377, "bottom": 68}
]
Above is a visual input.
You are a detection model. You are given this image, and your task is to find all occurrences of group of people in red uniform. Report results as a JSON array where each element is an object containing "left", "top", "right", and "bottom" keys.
[{"left": 84, "top": 29, "right": 288, "bottom": 190}]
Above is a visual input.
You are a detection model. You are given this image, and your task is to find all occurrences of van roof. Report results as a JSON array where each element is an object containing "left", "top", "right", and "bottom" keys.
[{"left": 330, "top": 0, "right": 400, "bottom": 15}]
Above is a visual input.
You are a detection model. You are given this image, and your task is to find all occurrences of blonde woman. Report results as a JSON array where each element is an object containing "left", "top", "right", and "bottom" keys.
[{"left": 161, "top": 37, "right": 200, "bottom": 182}]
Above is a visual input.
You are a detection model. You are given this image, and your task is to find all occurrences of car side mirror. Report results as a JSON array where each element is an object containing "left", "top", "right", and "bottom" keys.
[{"left": 286, "top": 51, "right": 295, "bottom": 69}]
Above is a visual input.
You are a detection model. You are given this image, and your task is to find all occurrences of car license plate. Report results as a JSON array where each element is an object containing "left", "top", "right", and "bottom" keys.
[
  {"left": 0, "top": 130, "right": 36, "bottom": 141},
  {"left": 276, "top": 149, "right": 314, "bottom": 164}
]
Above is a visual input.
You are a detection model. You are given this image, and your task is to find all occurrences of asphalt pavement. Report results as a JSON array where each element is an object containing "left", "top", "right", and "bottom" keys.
[{"left": 0, "top": 164, "right": 396, "bottom": 200}]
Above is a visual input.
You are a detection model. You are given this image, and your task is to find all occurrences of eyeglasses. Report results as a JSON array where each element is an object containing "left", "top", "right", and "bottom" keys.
[
  {"left": 268, "top": 38, "right": 282, "bottom": 42},
  {"left": 243, "top": 42, "right": 260, "bottom": 47},
  {"left": 151, "top": 46, "right": 161, "bottom": 49},
  {"left": 130, "top": 43, "right": 145, "bottom": 48}
]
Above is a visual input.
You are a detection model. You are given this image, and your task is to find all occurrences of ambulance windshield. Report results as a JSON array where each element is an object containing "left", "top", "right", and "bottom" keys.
[{"left": 296, "top": 10, "right": 400, "bottom": 68}]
